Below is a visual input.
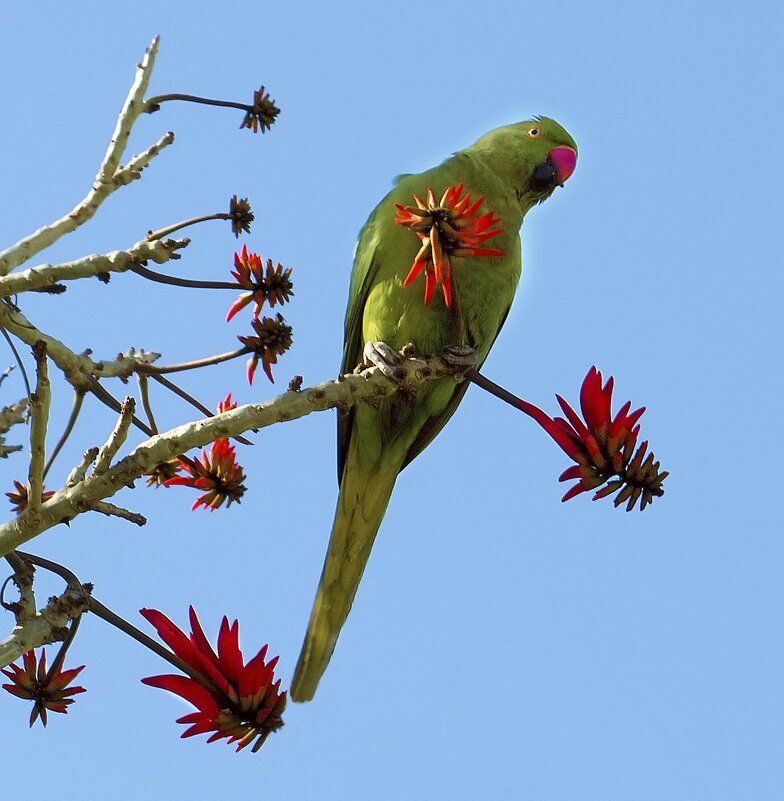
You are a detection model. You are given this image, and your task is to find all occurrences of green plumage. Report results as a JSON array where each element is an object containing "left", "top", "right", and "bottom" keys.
[{"left": 291, "top": 118, "right": 577, "bottom": 701}]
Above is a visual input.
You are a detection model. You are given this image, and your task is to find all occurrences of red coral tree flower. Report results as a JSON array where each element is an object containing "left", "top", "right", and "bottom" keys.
[
  {"left": 216, "top": 393, "right": 238, "bottom": 414},
  {"left": 226, "top": 244, "right": 293, "bottom": 322},
  {"left": 394, "top": 183, "right": 504, "bottom": 307},
  {"left": 141, "top": 607, "right": 286, "bottom": 753},
  {"left": 6, "top": 480, "right": 55, "bottom": 513},
  {"left": 165, "top": 439, "right": 247, "bottom": 511},
  {"left": 239, "top": 85, "right": 280, "bottom": 133},
  {"left": 518, "top": 367, "right": 668, "bottom": 510},
  {"left": 237, "top": 313, "right": 293, "bottom": 384},
  {"left": 2, "top": 648, "right": 86, "bottom": 727}
]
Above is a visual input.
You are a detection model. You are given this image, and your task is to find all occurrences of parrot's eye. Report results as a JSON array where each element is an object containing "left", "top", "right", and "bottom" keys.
[{"left": 527, "top": 126, "right": 541, "bottom": 138}]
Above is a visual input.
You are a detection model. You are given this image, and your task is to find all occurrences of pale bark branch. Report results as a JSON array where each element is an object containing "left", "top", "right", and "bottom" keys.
[
  {"left": 0, "top": 353, "right": 464, "bottom": 556},
  {"left": 114, "top": 130, "right": 175, "bottom": 185},
  {"left": 0, "top": 302, "right": 162, "bottom": 386},
  {"left": 91, "top": 501, "right": 146, "bottom": 526},
  {"left": 66, "top": 447, "right": 99, "bottom": 488},
  {"left": 0, "top": 236, "right": 189, "bottom": 298},
  {"left": 92, "top": 398, "right": 136, "bottom": 475},
  {"left": 0, "top": 399, "right": 27, "bottom": 459},
  {"left": 0, "top": 37, "right": 162, "bottom": 276},
  {"left": 25, "top": 343, "right": 50, "bottom": 528},
  {"left": 0, "top": 582, "right": 89, "bottom": 667}
]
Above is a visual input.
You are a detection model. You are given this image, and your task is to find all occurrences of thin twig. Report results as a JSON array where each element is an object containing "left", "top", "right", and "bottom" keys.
[
  {"left": 128, "top": 261, "right": 236, "bottom": 290},
  {"left": 88, "top": 382, "right": 153, "bottom": 436},
  {"left": 138, "top": 375, "right": 158, "bottom": 434},
  {"left": 43, "top": 390, "right": 85, "bottom": 480},
  {"left": 466, "top": 368, "right": 530, "bottom": 413},
  {"left": 146, "top": 213, "right": 232, "bottom": 241},
  {"left": 91, "top": 501, "right": 146, "bottom": 526},
  {"left": 145, "top": 93, "right": 250, "bottom": 113},
  {"left": 141, "top": 348, "right": 248, "bottom": 375},
  {"left": 0, "top": 322, "right": 31, "bottom": 399},
  {"left": 150, "top": 374, "right": 252, "bottom": 445},
  {"left": 48, "top": 613, "right": 81, "bottom": 678}
]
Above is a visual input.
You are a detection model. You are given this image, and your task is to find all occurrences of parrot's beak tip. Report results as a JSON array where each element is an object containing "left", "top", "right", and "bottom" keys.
[{"left": 548, "top": 146, "right": 577, "bottom": 185}]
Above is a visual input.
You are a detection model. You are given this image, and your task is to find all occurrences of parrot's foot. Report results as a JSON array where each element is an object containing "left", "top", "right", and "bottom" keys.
[
  {"left": 440, "top": 344, "right": 478, "bottom": 376},
  {"left": 363, "top": 341, "right": 403, "bottom": 382}
]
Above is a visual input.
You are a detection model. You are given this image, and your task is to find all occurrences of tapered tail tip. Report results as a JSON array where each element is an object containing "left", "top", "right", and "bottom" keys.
[{"left": 290, "top": 645, "right": 330, "bottom": 702}]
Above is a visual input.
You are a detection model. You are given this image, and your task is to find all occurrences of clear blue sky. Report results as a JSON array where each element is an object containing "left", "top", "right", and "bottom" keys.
[{"left": 1, "top": 2, "right": 782, "bottom": 798}]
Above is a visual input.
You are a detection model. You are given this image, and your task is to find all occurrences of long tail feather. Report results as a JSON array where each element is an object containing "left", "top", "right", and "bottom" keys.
[{"left": 291, "top": 454, "right": 400, "bottom": 701}]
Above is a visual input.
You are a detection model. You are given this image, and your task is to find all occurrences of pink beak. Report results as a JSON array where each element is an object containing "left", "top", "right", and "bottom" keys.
[{"left": 548, "top": 146, "right": 577, "bottom": 186}]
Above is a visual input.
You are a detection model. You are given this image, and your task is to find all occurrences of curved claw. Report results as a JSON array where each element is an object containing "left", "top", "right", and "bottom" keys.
[
  {"left": 363, "top": 341, "right": 403, "bottom": 382},
  {"left": 440, "top": 344, "right": 478, "bottom": 372}
]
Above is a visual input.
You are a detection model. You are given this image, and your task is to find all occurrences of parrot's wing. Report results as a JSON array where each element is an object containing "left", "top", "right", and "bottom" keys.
[
  {"left": 399, "top": 305, "right": 511, "bottom": 470},
  {"left": 400, "top": 381, "right": 470, "bottom": 469},
  {"left": 337, "top": 225, "right": 381, "bottom": 483}
]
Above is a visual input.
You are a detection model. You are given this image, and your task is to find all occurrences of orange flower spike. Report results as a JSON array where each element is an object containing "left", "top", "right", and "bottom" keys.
[{"left": 394, "top": 182, "right": 505, "bottom": 308}]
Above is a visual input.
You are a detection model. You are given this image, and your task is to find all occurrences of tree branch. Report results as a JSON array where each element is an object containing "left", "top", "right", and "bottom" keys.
[
  {"left": 0, "top": 237, "right": 189, "bottom": 297},
  {"left": 0, "top": 352, "right": 464, "bottom": 556},
  {"left": 25, "top": 343, "right": 50, "bottom": 528},
  {"left": 0, "top": 581, "right": 90, "bottom": 667},
  {"left": 0, "top": 37, "right": 163, "bottom": 276}
]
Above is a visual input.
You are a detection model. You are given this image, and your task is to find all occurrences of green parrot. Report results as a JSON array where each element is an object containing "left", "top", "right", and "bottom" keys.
[{"left": 290, "top": 117, "right": 577, "bottom": 701}]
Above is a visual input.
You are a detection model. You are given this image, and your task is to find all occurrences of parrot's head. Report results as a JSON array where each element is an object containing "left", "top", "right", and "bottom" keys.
[{"left": 471, "top": 116, "right": 577, "bottom": 211}]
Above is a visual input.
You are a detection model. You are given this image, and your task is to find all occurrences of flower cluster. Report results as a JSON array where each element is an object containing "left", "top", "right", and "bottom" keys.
[
  {"left": 6, "top": 480, "right": 55, "bottom": 513},
  {"left": 165, "top": 439, "right": 247, "bottom": 511},
  {"left": 237, "top": 313, "right": 293, "bottom": 384},
  {"left": 216, "top": 393, "right": 238, "bottom": 415},
  {"left": 520, "top": 367, "right": 667, "bottom": 510},
  {"left": 141, "top": 607, "right": 286, "bottom": 753},
  {"left": 240, "top": 85, "right": 280, "bottom": 133},
  {"left": 226, "top": 244, "right": 293, "bottom": 322},
  {"left": 228, "top": 195, "right": 254, "bottom": 238},
  {"left": 145, "top": 458, "right": 182, "bottom": 488},
  {"left": 2, "top": 649, "right": 86, "bottom": 728},
  {"left": 394, "top": 183, "right": 504, "bottom": 307}
]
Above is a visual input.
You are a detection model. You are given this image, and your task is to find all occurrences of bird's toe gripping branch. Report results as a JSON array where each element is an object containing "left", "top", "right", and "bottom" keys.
[
  {"left": 361, "top": 341, "right": 404, "bottom": 381},
  {"left": 439, "top": 344, "right": 478, "bottom": 377}
]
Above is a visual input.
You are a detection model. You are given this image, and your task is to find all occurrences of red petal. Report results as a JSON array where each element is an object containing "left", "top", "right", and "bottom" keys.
[
  {"left": 246, "top": 356, "right": 257, "bottom": 386},
  {"left": 579, "top": 367, "right": 609, "bottom": 431},
  {"left": 440, "top": 259, "right": 452, "bottom": 308},
  {"left": 225, "top": 294, "right": 252, "bottom": 322},
  {"left": 142, "top": 674, "right": 221, "bottom": 716},
  {"left": 463, "top": 196, "right": 485, "bottom": 218},
  {"left": 516, "top": 398, "right": 582, "bottom": 459},
  {"left": 423, "top": 270, "right": 436, "bottom": 306},
  {"left": 556, "top": 394, "right": 590, "bottom": 440},
  {"left": 464, "top": 247, "right": 505, "bottom": 257},
  {"left": 561, "top": 483, "right": 590, "bottom": 502},
  {"left": 217, "top": 617, "right": 244, "bottom": 682},
  {"left": 47, "top": 664, "right": 85, "bottom": 691},
  {"left": 559, "top": 465, "right": 583, "bottom": 482},
  {"left": 180, "top": 719, "right": 220, "bottom": 738},
  {"left": 140, "top": 609, "right": 197, "bottom": 663}
]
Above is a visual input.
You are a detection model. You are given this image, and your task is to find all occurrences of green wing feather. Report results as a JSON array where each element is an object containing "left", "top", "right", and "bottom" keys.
[{"left": 336, "top": 222, "right": 381, "bottom": 482}]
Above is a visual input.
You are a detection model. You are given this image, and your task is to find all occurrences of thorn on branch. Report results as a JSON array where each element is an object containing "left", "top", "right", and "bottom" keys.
[{"left": 30, "top": 283, "right": 67, "bottom": 295}]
